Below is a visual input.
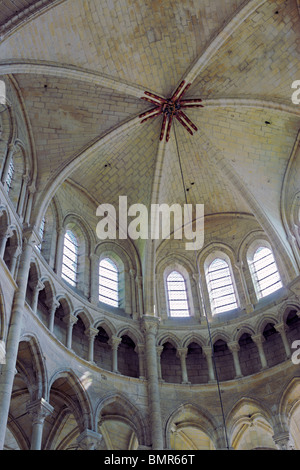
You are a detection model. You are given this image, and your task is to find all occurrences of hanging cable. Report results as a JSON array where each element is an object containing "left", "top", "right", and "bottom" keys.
[{"left": 173, "top": 122, "right": 230, "bottom": 450}]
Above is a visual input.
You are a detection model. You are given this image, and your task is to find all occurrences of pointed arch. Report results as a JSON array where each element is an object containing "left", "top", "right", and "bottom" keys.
[
  {"left": 227, "top": 397, "right": 275, "bottom": 450},
  {"left": 157, "top": 332, "right": 181, "bottom": 349},
  {"left": 116, "top": 325, "right": 144, "bottom": 346},
  {"left": 93, "top": 318, "right": 116, "bottom": 338},
  {"left": 182, "top": 333, "right": 206, "bottom": 349},
  {"left": 49, "top": 369, "right": 93, "bottom": 432},
  {"left": 18, "top": 334, "right": 48, "bottom": 401},
  {"left": 165, "top": 402, "right": 218, "bottom": 450},
  {"left": 73, "top": 307, "right": 93, "bottom": 330},
  {"left": 95, "top": 391, "right": 148, "bottom": 446},
  {"left": 279, "top": 377, "right": 300, "bottom": 422}
]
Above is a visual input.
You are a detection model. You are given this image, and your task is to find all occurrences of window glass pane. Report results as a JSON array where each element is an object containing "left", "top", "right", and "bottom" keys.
[
  {"left": 252, "top": 247, "right": 282, "bottom": 298},
  {"left": 6, "top": 159, "right": 14, "bottom": 192},
  {"left": 36, "top": 217, "right": 45, "bottom": 252},
  {"left": 62, "top": 230, "right": 78, "bottom": 287},
  {"left": 99, "top": 258, "right": 119, "bottom": 307},
  {"left": 207, "top": 258, "right": 237, "bottom": 314},
  {"left": 167, "top": 270, "right": 190, "bottom": 317}
]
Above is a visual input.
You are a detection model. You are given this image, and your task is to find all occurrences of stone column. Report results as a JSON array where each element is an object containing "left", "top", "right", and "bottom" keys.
[
  {"left": 136, "top": 275, "right": 144, "bottom": 316},
  {"left": 274, "top": 322, "right": 292, "bottom": 359},
  {"left": 9, "top": 246, "right": 21, "bottom": 278},
  {"left": 24, "top": 184, "right": 36, "bottom": 225},
  {"left": 0, "top": 227, "right": 10, "bottom": 258},
  {"left": 177, "top": 347, "right": 190, "bottom": 384},
  {"left": 85, "top": 327, "right": 99, "bottom": 363},
  {"left": 63, "top": 313, "right": 78, "bottom": 350},
  {"left": 109, "top": 335, "right": 122, "bottom": 373},
  {"left": 251, "top": 334, "right": 268, "bottom": 370},
  {"left": 202, "top": 346, "right": 216, "bottom": 382},
  {"left": 77, "top": 429, "right": 103, "bottom": 450},
  {"left": 47, "top": 299, "right": 60, "bottom": 333},
  {"left": 235, "top": 261, "right": 254, "bottom": 313},
  {"left": 0, "top": 230, "right": 36, "bottom": 449},
  {"left": 200, "top": 272, "right": 213, "bottom": 321},
  {"left": 156, "top": 346, "right": 164, "bottom": 381},
  {"left": 228, "top": 341, "right": 243, "bottom": 378},
  {"left": 192, "top": 272, "right": 205, "bottom": 318},
  {"left": 89, "top": 253, "right": 99, "bottom": 305},
  {"left": 27, "top": 398, "right": 54, "bottom": 450},
  {"left": 17, "top": 174, "right": 29, "bottom": 219},
  {"left": 31, "top": 280, "right": 45, "bottom": 314},
  {"left": 129, "top": 269, "right": 138, "bottom": 319},
  {"left": 135, "top": 343, "right": 146, "bottom": 379},
  {"left": 54, "top": 227, "right": 66, "bottom": 275},
  {"left": 142, "top": 316, "right": 164, "bottom": 450}
]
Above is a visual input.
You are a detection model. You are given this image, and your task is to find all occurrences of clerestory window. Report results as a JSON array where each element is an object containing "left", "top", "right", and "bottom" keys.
[
  {"left": 36, "top": 217, "right": 45, "bottom": 252},
  {"left": 250, "top": 246, "right": 282, "bottom": 299},
  {"left": 99, "top": 258, "right": 119, "bottom": 307},
  {"left": 207, "top": 258, "right": 238, "bottom": 315},
  {"left": 166, "top": 270, "right": 190, "bottom": 317},
  {"left": 5, "top": 159, "right": 14, "bottom": 192},
  {"left": 62, "top": 230, "right": 78, "bottom": 287}
]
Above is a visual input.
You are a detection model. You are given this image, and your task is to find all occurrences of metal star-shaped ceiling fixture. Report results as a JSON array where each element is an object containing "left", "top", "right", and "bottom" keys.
[{"left": 139, "top": 80, "right": 204, "bottom": 142}]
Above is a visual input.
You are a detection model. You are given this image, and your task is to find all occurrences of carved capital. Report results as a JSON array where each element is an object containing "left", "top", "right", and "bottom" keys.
[
  {"left": 176, "top": 347, "right": 188, "bottom": 359},
  {"left": 84, "top": 327, "right": 99, "bottom": 340},
  {"left": 63, "top": 313, "right": 78, "bottom": 327},
  {"left": 141, "top": 315, "right": 160, "bottom": 336},
  {"left": 108, "top": 335, "right": 122, "bottom": 349},
  {"left": 77, "top": 429, "right": 102, "bottom": 451},
  {"left": 228, "top": 341, "right": 240, "bottom": 353},
  {"left": 27, "top": 398, "right": 54, "bottom": 425},
  {"left": 251, "top": 333, "right": 265, "bottom": 346}
]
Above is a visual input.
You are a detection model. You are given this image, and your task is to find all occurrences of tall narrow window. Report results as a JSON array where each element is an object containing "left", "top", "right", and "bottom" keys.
[
  {"left": 207, "top": 258, "right": 237, "bottom": 314},
  {"left": 166, "top": 270, "right": 190, "bottom": 317},
  {"left": 251, "top": 247, "right": 282, "bottom": 298},
  {"left": 62, "top": 230, "right": 78, "bottom": 287},
  {"left": 5, "top": 159, "right": 14, "bottom": 192},
  {"left": 36, "top": 217, "right": 45, "bottom": 252},
  {"left": 99, "top": 258, "right": 119, "bottom": 307}
]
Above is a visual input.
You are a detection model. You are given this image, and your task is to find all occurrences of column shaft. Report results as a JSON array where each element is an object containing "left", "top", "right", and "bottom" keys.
[
  {"left": 0, "top": 234, "right": 35, "bottom": 449},
  {"left": 143, "top": 317, "right": 163, "bottom": 450}
]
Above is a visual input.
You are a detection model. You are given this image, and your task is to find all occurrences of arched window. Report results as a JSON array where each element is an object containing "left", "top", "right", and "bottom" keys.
[
  {"left": 62, "top": 230, "right": 78, "bottom": 287},
  {"left": 250, "top": 246, "right": 282, "bottom": 299},
  {"left": 166, "top": 270, "right": 190, "bottom": 317},
  {"left": 5, "top": 159, "right": 14, "bottom": 192},
  {"left": 207, "top": 258, "right": 237, "bottom": 315},
  {"left": 99, "top": 258, "right": 119, "bottom": 307}
]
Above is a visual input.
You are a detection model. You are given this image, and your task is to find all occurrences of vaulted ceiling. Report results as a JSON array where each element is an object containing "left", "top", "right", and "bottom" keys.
[{"left": 0, "top": 0, "right": 300, "bottom": 274}]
